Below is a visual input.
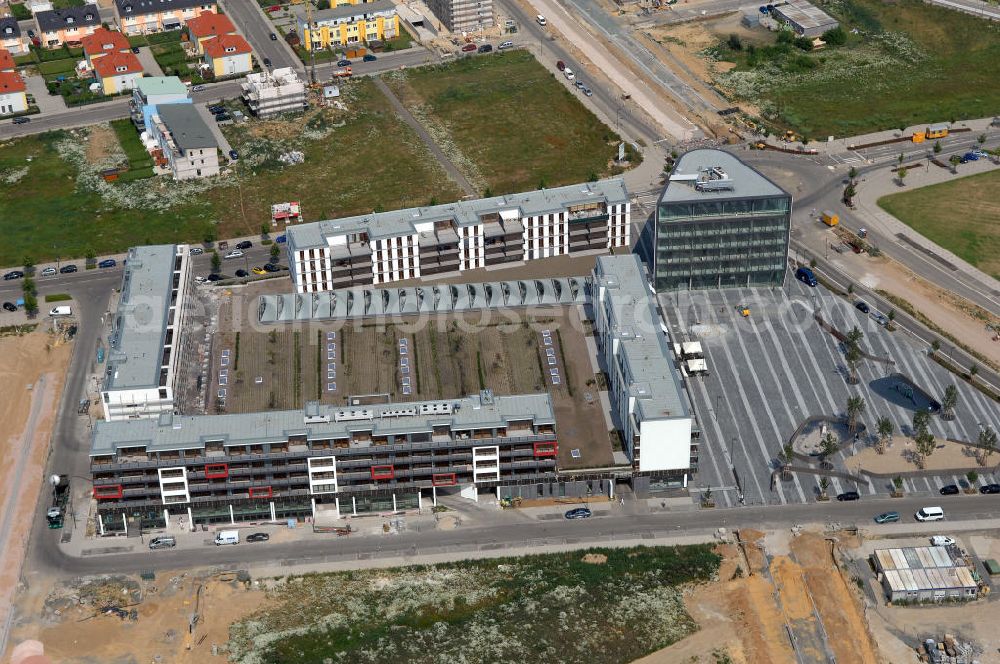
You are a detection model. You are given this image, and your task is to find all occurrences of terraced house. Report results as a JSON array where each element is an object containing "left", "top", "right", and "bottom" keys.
[
  {"left": 89, "top": 392, "right": 560, "bottom": 532},
  {"left": 299, "top": 0, "right": 399, "bottom": 50},
  {"left": 1, "top": 18, "right": 30, "bottom": 56},
  {"left": 115, "top": 0, "right": 218, "bottom": 36},
  {"left": 286, "top": 179, "right": 631, "bottom": 293},
  {"left": 81, "top": 27, "right": 131, "bottom": 70},
  {"left": 34, "top": 7, "right": 100, "bottom": 48}
]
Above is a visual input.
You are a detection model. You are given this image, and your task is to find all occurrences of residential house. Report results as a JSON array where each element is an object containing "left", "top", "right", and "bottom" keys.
[
  {"left": 240, "top": 67, "right": 305, "bottom": 118},
  {"left": 150, "top": 104, "right": 220, "bottom": 179},
  {"left": 94, "top": 51, "right": 144, "bottom": 95},
  {"left": 0, "top": 18, "right": 30, "bottom": 57},
  {"left": 131, "top": 75, "right": 190, "bottom": 129},
  {"left": 81, "top": 27, "right": 131, "bottom": 70},
  {"left": 183, "top": 11, "right": 235, "bottom": 55},
  {"left": 35, "top": 7, "right": 100, "bottom": 48},
  {"left": 300, "top": 0, "right": 399, "bottom": 51},
  {"left": 114, "top": 0, "right": 218, "bottom": 36},
  {"left": 0, "top": 69, "right": 27, "bottom": 116},
  {"left": 202, "top": 33, "right": 251, "bottom": 77},
  {"left": 0, "top": 47, "right": 15, "bottom": 72}
]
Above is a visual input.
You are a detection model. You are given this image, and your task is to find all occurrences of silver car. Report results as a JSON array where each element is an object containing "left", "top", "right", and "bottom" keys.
[
  {"left": 40, "top": 267, "right": 57, "bottom": 277},
  {"left": 224, "top": 249, "right": 244, "bottom": 259}
]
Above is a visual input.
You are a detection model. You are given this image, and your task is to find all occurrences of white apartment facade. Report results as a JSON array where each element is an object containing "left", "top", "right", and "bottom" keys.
[
  {"left": 240, "top": 67, "right": 305, "bottom": 118},
  {"left": 287, "top": 180, "right": 630, "bottom": 294}
]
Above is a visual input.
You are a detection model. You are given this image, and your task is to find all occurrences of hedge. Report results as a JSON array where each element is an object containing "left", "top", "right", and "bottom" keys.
[{"left": 44, "top": 293, "right": 73, "bottom": 303}]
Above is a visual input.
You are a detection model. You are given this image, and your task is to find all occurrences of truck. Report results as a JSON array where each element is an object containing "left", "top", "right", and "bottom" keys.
[
  {"left": 47, "top": 474, "right": 70, "bottom": 529},
  {"left": 332, "top": 67, "right": 352, "bottom": 78},
  {"left": 49, "top": 305, "right": 72, "bottom": 317},
  {"left": 820, "top": 210, "right": 839, "bottom": 227}
]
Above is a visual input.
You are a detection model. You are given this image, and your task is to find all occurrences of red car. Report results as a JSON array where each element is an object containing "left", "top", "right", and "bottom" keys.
[
  {"left": 556, "top": 60, "right": 566, "bottom": 71},
  {"left": 461, "top": 43, "right": 477, "bottom": 52}
]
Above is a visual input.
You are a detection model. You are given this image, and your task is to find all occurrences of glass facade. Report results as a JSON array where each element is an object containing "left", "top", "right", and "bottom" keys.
[{"left": 654, "top": 194, "right": 791, "bottom": 291}]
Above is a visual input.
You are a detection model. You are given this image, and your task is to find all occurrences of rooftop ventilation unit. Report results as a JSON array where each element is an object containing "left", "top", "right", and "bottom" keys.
[
  {"left": 695, "top": 166, "right": 734, "bottom": 192},
  {"left": 334, "top": 408, "right": 374, "bottom": 422}
]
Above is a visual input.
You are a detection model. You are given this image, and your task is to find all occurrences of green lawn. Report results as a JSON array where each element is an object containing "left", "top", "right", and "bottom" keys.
[
  {"left": 878, "top": 169, "right": 1000, "bottom": 280},
  {"left": 713, "top": 0, "right": 1000, "bottom": 138},
  {"left": 385, "top": 50, "right": 630, "bottom": 195},
  {"left": 229, "top": 545, "right": 721, "bottom": 664}
]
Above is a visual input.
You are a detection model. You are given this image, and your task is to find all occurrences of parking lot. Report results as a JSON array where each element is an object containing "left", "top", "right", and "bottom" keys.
[{"left": 662, "top": 277, "right": 999, "bottom": 508}]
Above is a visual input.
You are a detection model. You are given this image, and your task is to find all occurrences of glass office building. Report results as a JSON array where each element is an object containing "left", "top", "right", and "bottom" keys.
[{"left": 653, "top": 149, "right": 791, "bottom": 291}]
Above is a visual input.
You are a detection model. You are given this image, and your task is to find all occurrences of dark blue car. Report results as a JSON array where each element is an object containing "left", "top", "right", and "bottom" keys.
[{"left": 98, "top": 259, "right": 117, "bottom": 268}]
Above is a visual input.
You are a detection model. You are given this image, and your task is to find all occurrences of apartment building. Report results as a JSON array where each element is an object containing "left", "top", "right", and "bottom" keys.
[
  {"left": 202, "top": 33, "right": 252, "bottom": 77},
  {"left": 425, "top": 0, "right": 493, "bottom": 32},
  {"left": 81, "top": 27, "right": 131, "bottom": 69},
  {"left": 114, "top": 0, "right": 218, "bottom": 35},
  {"left": 184, "top": 10, "right": 235, "bottom": 55},
  {"left": 0, "top": 18, "right": 30, "bottom": 56},
  {"left": 93, "top": 51, "right": 144, "bottom": 94},
  {"left": 149, "top": 104, "right": 220, "bottom": 179},
  {"left": 300, "top": 0, "right": 399, "bottom": 50},
  {"left": 287, "top": 179, "right": 630, "bottom": 294},
  {"left": 90, "top": 391, "right": 560, "bottom": 532},
  {"left": 130, "top": 75, "right": 190, "bottom": 129},
  {"left": 35, "top": 7, "right": 100, "bottom": 48},
  {"left": 592, "top": 254, "right": 697, "bottom": 486},
  {"left": 652, "top": 149, "right": 791, "bottom": 291},
  {"left": 240, "top": 67, "right": 305, "bottom": 118},
  {"left": 102, "top": 245, "right": 192, "bottom": 421}
]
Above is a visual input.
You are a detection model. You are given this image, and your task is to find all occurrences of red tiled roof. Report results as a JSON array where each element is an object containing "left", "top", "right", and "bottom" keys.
[
  {"left": 81, "top": 27, "right": 130, "bottom": 56},
  {"left": 186, "top": 11, "right": 235, "bottom": 39},
  {"left": 0, "top": 48, "right": 14, "bottom": 72},
  {"left": 0, "top": 71, "right": 26, "bottom": 94},
  {"left": 93, "top": 51, "right": 143, "bottom": 78},
  {"left": 203, "top": 33, "right": 251, "bottom": 59}
]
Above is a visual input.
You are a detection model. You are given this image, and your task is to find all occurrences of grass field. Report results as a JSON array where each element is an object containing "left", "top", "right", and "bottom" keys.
[
  {"left": 878, "top": 169, "right": 1000, "bottom": 280},
  {"left": 384, "top": 50, "right": 629, "bottom": 195},
  {"left": 713, "top": 0, "right": 1000, "bottom": 137},
  {"left": 229, "top": 545, "right": 720, "bottom": 664}
]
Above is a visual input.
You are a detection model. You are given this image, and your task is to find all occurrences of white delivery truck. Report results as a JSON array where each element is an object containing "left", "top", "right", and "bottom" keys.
[
  {"left": 215, "top": 529, "right": 240, "bottom": 545},
  {"left": 49, "top": 306, "right": 72, "bottom": 317}
]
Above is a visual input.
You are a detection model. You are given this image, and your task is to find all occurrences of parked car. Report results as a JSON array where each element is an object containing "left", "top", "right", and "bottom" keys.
[
  {"left": 477, "top": 44, "right": 492, "bottom": 53},
  {"left": 263, "top": 57, "right": 272, "bottom": 67},
  {"left": 565, "top": 507, "right": 592, "bottom": 519},
  {"left": 930, "top": 535, "right": 955, "bottom": 547},
  {"left": 337, "top": 58, "right": 352, "bottom": 66},
  {"left": 189, "top": 247, "right": 204, "bottom": 256},
  {"left": 235, "top": 268, "right": 248, "bottom": 277},
  {"left": 229, "top": 149, "right": 239, "bottom": 160},
  {"left": 836, "top": 491, "right": 860, "bottom": 501},
  {"left": 132, "top": 46, "right": 141, "bottom": 54},
  {"left": 855, "top": 301, "right": 870, "bottom": 314},
  {"left": 194, "top": 275, "right": 208, "bottom": 284},
  {"left": 556, "top": 60, "right": 566, "bottom": 71},
  {"left": 40, "top": 267, "right": 57, "bottom": 277},
  {"left": 574, "top": 80, "right": 585, "bottom": 89},
  {"left": 246, "top": 532, "right": 270, "bottom": 543},
  {"left": 915, "top": 506, "right": 945, "bottom": 522},
  {"left": 215, "top": 113, "right": 231, "bottom": 122},
  {"left": 192, "top": 84, "right": 206, "bottom": 92},
  {"left": 264, "top": 263, "right": 281, "bottom": 272},
  {"left": 796, "top": 266, "right": 818, "bottom": 286},
  {"left": 270, "top": 32, "right": 278, "bottom": 40},
  {"left": 12, "top": 117, "right": 30, "bottom": 125},
  {"left": 461, "top": 43, "right": 477, "bottom": 52},
  {"left": 960, "top": 152, "right": 980, "bottom": 163},
  {"left": 3, "top": 271, "right": 23, "bottom": 280},
  {"left": 224, "top": 250, "right": 244, "bottom": 259},
  {"left": 980, "top": 483, "right": 1000, "bottom": 494},
  {"left": 98, "top": 259, "right": 117, "bottom": 268},
  {"left": 275, "top": 234, "right": 287, "bottom": 243},
  {"left": 2, "top": 302, "right": 16, "bottom": 312},
  {"left": 874, "top": 511, "right": 900, "bottom": 524},
  {"left": 207, "top": 273, "right": 222, "bottom": 281},
  {"left": 363, "top": 53, "right": 377, "bottom": 62},
  {"left": 149, "top": 536, "right": 176, "bottom": 550},
  {"left": 939, "top": 484, "right": 960, "bottom": 495},
  {"left": 252, "top": 266, "right": 267, "bottom": 275},
  {"left": 208, "top": 104, "right": 225, "bottom": 113},
  {"left": 582, "top": 86, "right": 593, "bottom": 97},
  {"left": 498, "top": 40, "right": 514, "bottom": 50},
  {"left": 563, "top": 68, "right": 575, "bottom": 80},
  {"left": 236, "top": 240, "right": 253, "bottom": 250},
  {"left": 59, "top": 264, "right": 78, "bottom": 274}
]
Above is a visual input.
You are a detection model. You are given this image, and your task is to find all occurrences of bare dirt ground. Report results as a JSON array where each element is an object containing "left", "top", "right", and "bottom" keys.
[
  {"left": 84, "top": 125, "right": 120, "bottom": 165},
  {"left": 0, "top": 328, "right": 74, "bottom": 662},
  {"left": 845, "top": 435, "right": 990, "bottom": 475}
]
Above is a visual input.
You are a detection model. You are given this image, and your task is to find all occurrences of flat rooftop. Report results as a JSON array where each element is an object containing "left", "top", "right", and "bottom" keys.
[
  {"left": 659, "top": 149, "right": 787, "bottom": 204},
  {"left": 287, "top": 179, "right": 628, "bottom": 250},
  {"left": 105, "top": 245, "right": 178, "bottom": 391},
  {"left": 91, "top": 392, "right": 555, "bottom": 455},
  {"left": 595, "top": 254, "right": 689, "bottom": 422}
]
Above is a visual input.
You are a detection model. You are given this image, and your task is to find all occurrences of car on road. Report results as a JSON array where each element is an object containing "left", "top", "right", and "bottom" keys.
[
  {"left": 874, "top": 511, "right": 900, "bottom": 524},
  {"left": 980, "top": 483, "right": 1000, "bottom": 494},
  {"left": 148, "top": 536, "right": 176, "bottom": 550},
  {"left": 795, "top": 266, "right": 817, "bottom": 286},
  {"left": 564, "top": 507, "right": 592, "bottom": 519},
  {"left": 563, "top": 68, "right": 575, "bottom": 80},
  {"left": 98, "top": 259, "right": 117, "bottom": 268},
  {"left": 189, "top": 247, "right": 204, "bottom": 255},
  {"left": 236, "top": 240, "right": 253, "bottom": 249},
  {"left": 836, "top": 491, "right": 860, "bottom": 501},
  {"left": 499, "top": 40, "right": 514, "bottom": 50},
  {"left": 3, "top": 271, "right": 23, "bottom": 280},
  {"left": 363, "top": 53, "right": 377, "bottom": 62},
  {"left": 275, "top": 234, "right": 286, "bottom": 243},
  {"left": 264, "top": 263, "right": 281, "bottom": 272},
  {"left": 192, "top": 84, "right": 206, "bottom": 92},
  {"left": 582, "top": 86, "right": 593, "bottom": 96},
  {"left": 960, "top": 152, "right": 979, "bottom": 163},
  {"left": 12, "top": 117, "right": 30, "bottom": 125},
  {"left": 207, "top": 273, "right": 222, "bottom": 281},
  {"left": 461, "top": 43, "right": 476, "bottom": 52},
  {"left": 229, "top": 149, "right": 239, "bottom": 160},
  {"left": 870, "top": 311, "right": 888, "bottom": 326},
  {"left": 224, "top": 249, "right": 244, "bottom": 259},
  {"left": 252, "top": 266, "right": 267, "bottom": 275},
  {"left": 939, "top": 484, "right": 960, "bottom": 495},
  {"left": 337, "top": 58, "right": 352, "bottom": 66},
  {"left": 556, "top": 60, "right": 566, "bottom": 71},
  {"left": 930, "top": 535, "right": 956, "bottom": 547},
  {"left": 2, "top": 302, "right": 16, "bottom": 312},
  {"left": 59, "top": 264, "right": 78, "bottom": 273},
  {"left": 854, "top": 301, "right": 870, "bottom": 314},
  {"left": 235, "top": 268, "right": 248, "bottom": 278},
  {"left": 477, "top": 44, "right": 492, "bottom": 53},
  {"left": 263, "top": 57, "right": 271, "bottom": 67},
  {"left": 536, "top": 14, "right": 547, "bottom": 25},
  {"left": 574, "top": 80, "right": 585, "bottom": 89},
  {"left": 40, "top": 267, "right": 57, "bottom": 277},
  {"left": 246, "top": 532, "right": 270, "bottom": 542},
  {"left": 270, "top": 32, "right": 278, "bottom": 40}
]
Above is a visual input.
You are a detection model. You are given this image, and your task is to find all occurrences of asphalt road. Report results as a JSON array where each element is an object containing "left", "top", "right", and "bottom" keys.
[{"left": 220, "top": 0, "right": 300, "bottom": 72}]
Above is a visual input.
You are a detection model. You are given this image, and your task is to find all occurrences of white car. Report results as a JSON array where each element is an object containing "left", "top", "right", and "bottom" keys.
[
  {"left": 40, "top": 266, "right": 57, "bottom": 277},
  {"left": 930, "top": 535, "right": 956, "bottom": 547},
  {"left": 194, "top": 275, "right": 208, "bottom": 284},
  {"left": 224, "top": 249, "right": 244, "bottom": 259},
  {"left": 498, "top": 40, "right": 514, "bottom": 50},
  {"left": 564, "top": 68, "right": 575, "bottom": 80}
]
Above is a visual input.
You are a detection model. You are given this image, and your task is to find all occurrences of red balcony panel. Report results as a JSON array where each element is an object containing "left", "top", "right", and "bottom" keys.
[
  {"left": 205, "top": 463, "right": 229, "bottom": 479},
  {"left": 371, "top": 465, "right": 395, "bottom": 481},
  {"left": 432, "top": 473, "right": 457, "bottom": 486},
  {"left": 533, "top": 441, "right": 558, "bottom": 458},
  {"left": 93, "top": 484, "right": 123, "bottom": 500},
  {"left": 249, "top": 486, "right": 273, "bottom": 499}
]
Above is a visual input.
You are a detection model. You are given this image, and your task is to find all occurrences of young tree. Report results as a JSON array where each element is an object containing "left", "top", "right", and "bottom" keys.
[
  {"left": 949, "top": 154, "right": 962, "bottom": 173},
  {"left": 897, "top": 167, "right": 907, "bottom": 185},
  {"left": 211, "top": 250, "right": 222, "bottom": 274},
  {"left": 260, "top": 223, "right": 269, "bottom": 238},
  {"left": 847, "top": 326, "right": 864, "bottom": 347},
  {"left": 819, "top": 476, "right": 830, "bottom": 499},
  {"left": 969, "top": 364, "right": 979, "bottom": 382},
  {"left": 779, "top": 443, "right": 795, "bottom": 479},
  {"left": 892, "top": 476, "right": 904, "bottom": 495},
  {"left": 876, "top": 416, "right": 894, "bottom": 454},
  {"left": 966, "top": 470, "right": 979, "bottom": 487},
  {"left": 843, "top": 183, "right": 856, "bottom": 205},
  {"left": 933, "top": 140, "right": 942, "bottom": 154},
  {"left": 848, "top": 166, "right": 858, "bottom": 183},
  {"left": 978, "top": 425, "right": 997, "bottom": 466},
  {"left": 978, "top": 133, "right": 986, "bottom": 145},
  {"left": 897, "top": 153, "right": 904, "bottom": 167},
  {"left": 270, "top": 243, "right": 281, "bottom": 262},
  {"left": 886, "top": 309, "right": 896, "bottom": 330},
  {"left": 847, "top": 282, "right": 855, "bottom": 295},
  {"left": 941, "top": 384, "right": 958, "bottom": 420},
  {"left": 820, "top": 432, "right": 840, "bottom": 467},
  {"left": 930, "top": 339, "right": 941, "bottom": 354},
  {"left": 22, "top": 255, "right": 34, "bottom": 274},
  {"left": 912, "top": 410, "right": 930, "bottom": 436},
  {"left": 914, "top": 428, "right": 936, "bottom": 469},
  {"left": 846, "top": 396, "right": 866, "bottom": 433}
]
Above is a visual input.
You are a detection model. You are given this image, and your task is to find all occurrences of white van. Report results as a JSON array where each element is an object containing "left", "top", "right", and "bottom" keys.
[
  {"left": 536, "top": 14, "right": 547, "bottom": 25},
  {"left": 50, "top": 305, "right": 72, "bottom": 317},
  {"left": 915, "top": 506, "right": 944, "bottom": 522},
  {"left": 563, "top": 68, "right": 575, "bottom": 80},
  {"left": 214, "top": 529, "right": 240, "bottom": 545}
]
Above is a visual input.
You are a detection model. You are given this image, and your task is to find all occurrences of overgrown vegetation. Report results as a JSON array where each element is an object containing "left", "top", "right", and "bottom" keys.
[{"left": 230, "top": 545, "right": 721, "bottom": 664}]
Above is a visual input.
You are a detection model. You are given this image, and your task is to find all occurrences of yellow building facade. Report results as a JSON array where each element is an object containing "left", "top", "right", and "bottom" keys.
[{"left": 301, "top": 0, "right": 398, "bottom": 51}]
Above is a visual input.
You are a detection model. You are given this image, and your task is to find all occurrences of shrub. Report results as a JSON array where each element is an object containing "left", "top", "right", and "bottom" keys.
[
  {"left": 822, "top": 26, "right": 847, "bottom": 46},
  {"left": 44, "top": 293, "right": 72, "bottom": 303}
]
